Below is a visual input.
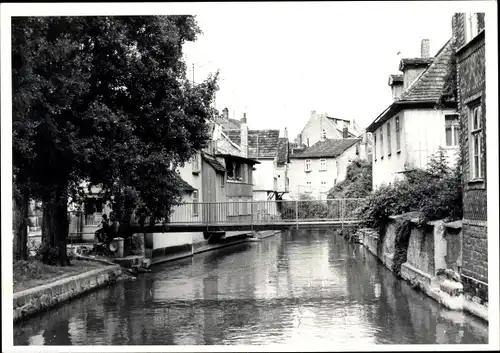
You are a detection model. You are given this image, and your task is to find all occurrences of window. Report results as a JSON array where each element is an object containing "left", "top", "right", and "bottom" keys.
[
  {"left": 226, "top": 159, "right": 242, "bottom": 180},
  {"left": 221, "top": 173, "right": 225, "bottom": 188},
  {"left": 374, "top": 133, "right": 377, "bottom": 160},
  {"left": 306, "top": 181, "right": 312, "bottom": 193},
  {"left": 445, "top": 115, "right": 460, "bottom": 146},
  {"left": 192, "top": 190, "right": 199, "bottom": 216},
  {"left": 469, "top": 103, "right": 483, "bottom": 179},
  {"left": 465, "top": 13, "right": 479, "bottom": 43},
  {"left": 320, "top": 159, "right": 327, "bottom": 171},
  {"left": 248, "top": 167, "right": 253, "bottom": 185},
  {"left": 387, "top": 123, "right": 391, "bottom": 156},
  {"left": 320, "top": 181, "right": 327, "bottom": 193},
  {"left": 380, "top": 129, "right": 384, "bottom": 159},
  {"left": 192, "top": 153, "right": 200, "bottom": 174},
  {"left": 395, "top": 116, "right": 401, "bottom": 152},
  {"left": 305, "top": 159, "right": 312, "bottom": 172}
]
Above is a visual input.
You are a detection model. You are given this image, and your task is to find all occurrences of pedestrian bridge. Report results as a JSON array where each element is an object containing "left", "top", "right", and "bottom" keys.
[{"left": 130, "top": 198, "right": 366, "bottom": 233}]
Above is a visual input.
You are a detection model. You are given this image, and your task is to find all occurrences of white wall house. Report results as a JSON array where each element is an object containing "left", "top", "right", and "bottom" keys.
[
  {"left": 367, "top": 38, "right": 459, "bottom": 190},
  {"left": 288, "top": 138, "right": 362, "bottom": 200},
  {"left": 294, "top": 110, "right": 363, "bottom": 148}
]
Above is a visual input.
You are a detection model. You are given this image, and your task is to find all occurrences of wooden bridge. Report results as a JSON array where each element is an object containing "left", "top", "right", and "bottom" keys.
[{"left": 129, "top": 198, "right": 366, "bottom": 233}]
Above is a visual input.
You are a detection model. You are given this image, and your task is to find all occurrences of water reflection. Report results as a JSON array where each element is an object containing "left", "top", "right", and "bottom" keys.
[{"left": 14, "top": 230, "right": 488, "bottom": 345}]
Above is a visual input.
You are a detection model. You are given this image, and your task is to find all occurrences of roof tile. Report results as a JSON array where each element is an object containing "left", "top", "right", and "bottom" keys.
[
  {"left": 291, "top": 138, "right": 360, "bottom": 159},
  {"left": 398, "top": 39, "right": 453, "bottom": 102}
]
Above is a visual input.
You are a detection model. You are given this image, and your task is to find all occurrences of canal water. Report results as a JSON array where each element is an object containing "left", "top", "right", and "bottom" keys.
[{"left": 14, "top": 230, "right": 488, "bottom": 345}]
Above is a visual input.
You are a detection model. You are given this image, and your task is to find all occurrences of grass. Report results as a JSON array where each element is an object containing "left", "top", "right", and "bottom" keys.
[{"left": 13, "top": 258, "right": 108, "bottom": 293}]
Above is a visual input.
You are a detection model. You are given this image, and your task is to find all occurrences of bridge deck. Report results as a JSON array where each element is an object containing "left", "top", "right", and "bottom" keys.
[{"left": 130, "top": 220, "right": 361, "bottom": 233}]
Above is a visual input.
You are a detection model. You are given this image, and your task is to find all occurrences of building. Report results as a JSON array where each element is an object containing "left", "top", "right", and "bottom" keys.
[
  {"left": 294, "top": 110, "right": 363, "bottom": 148},
  {"left": 174, "top": 119, "right": 259, "bottom": 224},
  {"left": 288, "top": 137, "right": 362, "bottom": 200},
  {"left": 275, "top": 136, "right": 291, "bottom": 199},
  {"left": 452, "top": 12, "right": 487, "bottom": 302},
  {"left": 223, "top": 111, "right": 290, "bottom": 201},
  {"left": 366, "top": 38, "right": 459, "bottom": 189}
]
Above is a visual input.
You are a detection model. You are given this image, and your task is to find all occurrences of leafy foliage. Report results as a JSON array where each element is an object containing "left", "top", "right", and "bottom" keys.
[
  {"left": 392, "top": 218, "right": 412, "bottom": 276},
  {"left": 358, "top": 147, "right": 463, "bottom": 231},
  {"left": 327, "top": 159, "right": 372, "bottom": 199},
  {"left": 12, "top": 16, "right": 218, "bottom": 264},
  {"left": 437, "top": 51, "right": 457, "bottom": 108}
]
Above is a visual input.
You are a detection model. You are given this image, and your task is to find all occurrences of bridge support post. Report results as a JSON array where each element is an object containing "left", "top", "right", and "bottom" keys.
[
  {"left": 295, "top": 200, "right": 298, "bottom": 230},
  {"left": 341, "top": 199, "right": 344, "bottom": 230},
  {"left": 251, "top": 201, "right": 254, "bottom": 232}
]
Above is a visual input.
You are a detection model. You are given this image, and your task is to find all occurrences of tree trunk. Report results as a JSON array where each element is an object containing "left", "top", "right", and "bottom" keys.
[
  {"left": 13, "top": 188, "right": 29, "bottom": 261},
  {"left": 41, "top": 193, "right": 70, "bottom": 266}
]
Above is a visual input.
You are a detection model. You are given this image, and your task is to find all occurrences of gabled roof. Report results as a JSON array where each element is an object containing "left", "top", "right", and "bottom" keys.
[
  {"left": 398, "top": 39, "right": 453, "bottom": 102},
  {"left": 225, "top": 129, "right": 280, "bottom": 159},
  {"left": 276, "top": 138, "right": 289, "bottom": 166},
  {"left": 174, "top": 174, "right": 196, "bottom": 192},
  {"left": 291, "top": 138, "right": 360, "bottom": 159},
  {"left": 217, "top": 118, "right": 241, "bottom": 131},
  {"left": 367, "top": 38, "right": 456, "bottom": 132},
  {"left": 202, "top": 152, "right": 226, "bottom": 173}
]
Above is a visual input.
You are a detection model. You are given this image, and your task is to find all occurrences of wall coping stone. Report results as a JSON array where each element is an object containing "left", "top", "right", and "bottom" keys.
[{"left": 443, "top": 220, "right": 463, "bottom": 229}]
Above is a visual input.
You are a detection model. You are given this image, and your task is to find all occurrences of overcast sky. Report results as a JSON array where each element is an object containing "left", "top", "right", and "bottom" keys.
[{"left": 182, "top": 2, "right": 457, "bottom": 139}]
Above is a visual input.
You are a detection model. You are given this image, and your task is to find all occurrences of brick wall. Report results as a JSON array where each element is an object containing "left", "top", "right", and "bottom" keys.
[{"left": 453, "top": 13, "right": 488, "bottom": 302}]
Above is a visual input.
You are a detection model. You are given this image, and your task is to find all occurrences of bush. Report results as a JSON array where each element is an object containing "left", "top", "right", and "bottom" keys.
[
  {"left": 328, "top": 159, "right": 372, "bottom": 199},
  {"left": 358, "top": 147, "right": 463, "bottom": 231},
  {"left": 31, "top": 242, "right": 74, "bottom": 265}
]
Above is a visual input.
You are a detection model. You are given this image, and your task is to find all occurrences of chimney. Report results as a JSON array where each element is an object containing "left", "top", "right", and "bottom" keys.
[
  {"left": 342, "top": 126, "right": 349, "bottom": 139},
  {"left": 421, "top": 39, "right": 430, "bottom": 58},
  {"left": 222, "top": 107, "right": 229, "bottom": 120},
  {"left": 241, "top": 112, "right": 247, "bottom": 124},
  {"left": 240, "top": 119, "right": 248, "bottom": 158},
  {"left": 284, "top": 127, "right": 288, "bottom": 139}
]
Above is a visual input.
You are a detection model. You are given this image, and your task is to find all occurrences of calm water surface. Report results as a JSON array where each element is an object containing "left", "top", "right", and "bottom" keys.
[{"left": 14, "top": 230, "right": 488, "bottom": 345}]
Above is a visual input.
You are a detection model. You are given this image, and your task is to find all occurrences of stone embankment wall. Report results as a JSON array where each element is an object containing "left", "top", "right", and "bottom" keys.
[
  {"left": 13, "top": 265, "right": 122, "bottom": 323},
  {"left": 357, "top": 214, "right": 487, "bottom": 322}
]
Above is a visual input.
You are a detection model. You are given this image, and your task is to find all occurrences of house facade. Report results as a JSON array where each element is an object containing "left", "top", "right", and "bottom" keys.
[
  {"left": 294, "top": 110, "right": 363, "bottom": 147},
  {"left": 367, "top": 39, "right": 459, "bottom": 190},
  {"left": 223, "top": 112, "right": 290, "bottom": 201},
  {"left": 453, "top": 12, "right": 487, "bottom": 302},
  {"left": 174, "top": 119, "right": 259, "bottom": 224},
  {"left": 288, "top": 138, "right": 361, "bottom": 200}
]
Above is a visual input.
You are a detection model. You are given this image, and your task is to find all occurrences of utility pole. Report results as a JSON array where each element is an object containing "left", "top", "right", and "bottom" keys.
[{"left": 192, "top": 63, "right": 195, "bottom": 84}]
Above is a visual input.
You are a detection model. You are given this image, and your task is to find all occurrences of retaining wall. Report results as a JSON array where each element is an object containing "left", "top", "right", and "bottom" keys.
[
  {"left": 13, "top": 264, "right": 122, "bottom": 323},
  {"left": 358, "top": 215, "right": 488, "bottom": 322}
]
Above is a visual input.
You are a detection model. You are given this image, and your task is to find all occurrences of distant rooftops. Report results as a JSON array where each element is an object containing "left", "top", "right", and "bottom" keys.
[{"left": 291, "top": 138, "right": 360, "bottom": 159}]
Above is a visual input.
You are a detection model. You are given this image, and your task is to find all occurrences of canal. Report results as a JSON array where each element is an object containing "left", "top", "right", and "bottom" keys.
[{"left": 14, "top": 229, "right": 488, "bottom": 345}]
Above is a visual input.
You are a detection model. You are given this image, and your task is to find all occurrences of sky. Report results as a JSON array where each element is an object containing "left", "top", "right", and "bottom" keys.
[{"left": 182, "top": 2, "right": 457, "bottom": 140}]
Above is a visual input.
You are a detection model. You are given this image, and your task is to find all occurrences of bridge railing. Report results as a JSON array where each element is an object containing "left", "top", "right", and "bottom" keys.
[{"left": 157, "top": 198, "right": 366, "bottom": 226}]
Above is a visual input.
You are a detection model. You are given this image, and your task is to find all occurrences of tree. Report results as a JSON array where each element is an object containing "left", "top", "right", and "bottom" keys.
[
  {"left": 327, "top": 159, "right": 372, "bottom": 199},
  {"left": 12, "top": 16, "right": 218, "bottom": 265}
]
